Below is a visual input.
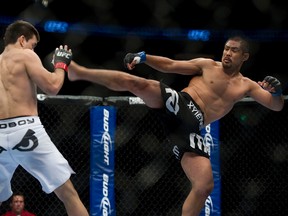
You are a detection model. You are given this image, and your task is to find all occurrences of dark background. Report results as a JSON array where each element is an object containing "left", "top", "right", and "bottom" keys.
[
  {"left": 1, "top": 1, "right": 288, "bottom": 215},
  {"left": 1, "top": 0, "right": 288, "bottom": 96}
]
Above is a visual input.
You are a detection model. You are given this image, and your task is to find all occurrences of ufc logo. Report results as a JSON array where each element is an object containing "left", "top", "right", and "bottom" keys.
[{"left": 56, "top": 51, "right": 71, "bottom": 59}]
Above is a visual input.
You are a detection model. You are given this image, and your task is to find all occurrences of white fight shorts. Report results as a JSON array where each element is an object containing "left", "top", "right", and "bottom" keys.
[{"left": 0, "top": 116, "right": 75, "bottom": 202}]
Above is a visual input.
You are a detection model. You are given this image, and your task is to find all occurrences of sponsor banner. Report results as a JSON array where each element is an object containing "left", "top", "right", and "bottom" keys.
[
  {"left": 200, "top": 121, "right": 221, "bottom": 216},
  {"left": 90, "top": 106, "right": 116, "bottom": 216}
]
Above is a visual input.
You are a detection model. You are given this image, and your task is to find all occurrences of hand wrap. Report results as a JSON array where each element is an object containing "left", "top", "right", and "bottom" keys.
[
  {"left": 264, "top": 76, "right": 282, "bottom": 96},
  {"left": 123, "top": 51, "right": 146, "bottom": 68},
  {"left": 53, "top": 48, "right": 72, "bottom": 72}
]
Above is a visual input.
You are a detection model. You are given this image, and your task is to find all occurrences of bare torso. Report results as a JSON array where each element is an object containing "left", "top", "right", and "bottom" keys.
[
  {"left": 182, "top": 61, "right": 252, "bottom": 126},
  {"left": 0, "top": 48, "right": 38, "bottom": 119}
]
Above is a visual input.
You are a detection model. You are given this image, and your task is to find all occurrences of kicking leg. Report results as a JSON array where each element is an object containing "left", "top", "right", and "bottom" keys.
[{"left": 68, "top": 61, "right": 164, "bottom": 108}]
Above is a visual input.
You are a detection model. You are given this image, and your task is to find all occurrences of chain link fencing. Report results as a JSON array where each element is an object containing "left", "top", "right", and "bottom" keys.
[{"left": 0, "top": 95, "right": 287, "bottom": 216}]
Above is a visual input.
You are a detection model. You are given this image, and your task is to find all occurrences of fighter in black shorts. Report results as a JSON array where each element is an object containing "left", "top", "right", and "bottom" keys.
[
  {"left": 160, "top": 82, "right": 210, "bottom": 160},
  {"left": 66, "top": 38, "right": 284, "bottom": 215}
]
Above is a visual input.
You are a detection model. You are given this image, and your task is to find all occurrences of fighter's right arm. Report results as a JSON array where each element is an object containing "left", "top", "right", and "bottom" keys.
[
  {"left": 25, "top": 45, "right": 71, "bottom": 95},
  {"left": 124, "top": 51, "right": 206, "bottom": 75}
]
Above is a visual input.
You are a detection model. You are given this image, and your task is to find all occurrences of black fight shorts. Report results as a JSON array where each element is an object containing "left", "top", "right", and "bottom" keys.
[{"left": 160, "top": 82, "right": 210, "bottom": 160}]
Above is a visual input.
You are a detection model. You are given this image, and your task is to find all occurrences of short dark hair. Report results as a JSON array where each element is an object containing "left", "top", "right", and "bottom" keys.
[
  {"left": 10, "top": 192, "right": 25, "bottom": 202},
  {"left": 3, "top": 20, "right": 40, "bottom": 46},
  {"left": 226, "top": 35, "right": 250, "bottom": 53}
]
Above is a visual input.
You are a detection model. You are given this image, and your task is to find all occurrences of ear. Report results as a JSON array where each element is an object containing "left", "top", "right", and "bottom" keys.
[
  {"left": 19, "top": 35, "right": 25, "bottom": 47},
  {"left": 243, "top": 53, "right": 249, "bottom": 62}
]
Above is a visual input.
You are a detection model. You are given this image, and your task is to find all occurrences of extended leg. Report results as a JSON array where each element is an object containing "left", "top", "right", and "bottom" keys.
[{"left": 68, "top": 61, "right": 164, "bottom": 108}]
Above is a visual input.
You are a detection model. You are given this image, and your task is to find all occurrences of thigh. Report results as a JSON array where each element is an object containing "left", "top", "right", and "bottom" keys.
[
  {"left": 132, "top": 78, "right": 163, "bottom": 108},
  {"left": 14, "top": 125, "right": 75, "bottom": 193},
  {"left": 54, "top": 179, "right": 76, "bottom": 201},
  {"left": 181, "top": 152, "right": 213, "bottom": 186},
  {"left": 0, "top": 153, "right": 18, "bottom": 201}
]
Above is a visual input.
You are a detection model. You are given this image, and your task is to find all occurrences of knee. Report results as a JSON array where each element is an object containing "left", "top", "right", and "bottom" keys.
[
  {"left": 181, "top": 182, "right": 214, "bottom": 216},
  {"left": 54, "top": 180, "right": 78, "bottom": 202},
  {"left": 195, "top": 181, "right": 214, "bottom": 199}
]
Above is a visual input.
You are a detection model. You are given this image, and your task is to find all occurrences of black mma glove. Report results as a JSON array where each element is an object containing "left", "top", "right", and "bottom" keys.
[
  {"left": 264, "top": 76, "right": 282, "bottom": 96},
  {"left": 53, "top": 47, "right": 72, "bottom": 72},
  {"left": 123, "top": 51, "right": 146, "bottom": 68}
]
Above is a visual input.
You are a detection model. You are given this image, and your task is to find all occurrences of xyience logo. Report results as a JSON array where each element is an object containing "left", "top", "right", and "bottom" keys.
[
  {"left": 205, "top": 196, "right": 213, "bottom": 216},
  {"left": 100, "top": 173, "right": 111, "bottom": 215},
  {"left": 101, "top": 109, "right": 113, "bottom": 166}
]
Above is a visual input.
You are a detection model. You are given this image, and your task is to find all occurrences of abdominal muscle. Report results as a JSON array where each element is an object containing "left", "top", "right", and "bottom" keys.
[{"left": 182, "top": 79, "right": 238, "bottom": 126}]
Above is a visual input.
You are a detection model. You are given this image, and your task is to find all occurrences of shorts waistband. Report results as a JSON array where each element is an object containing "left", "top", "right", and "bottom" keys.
[
  {"left": 180, "top": 92, "right": 203, "bottom": 113},
  {"left": 180, "top": 91, "right": 205, "bottom": 128},
  {"left": 0, "top": 116, "right": 40, "bottom": 130}
]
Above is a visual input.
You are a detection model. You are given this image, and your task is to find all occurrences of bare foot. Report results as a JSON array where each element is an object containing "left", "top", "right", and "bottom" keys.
[
  {"left": 67, "top": 68, "right": 78, "bottom": 81},
  {"left": 67, "top": 61, "right": 80, "bottom": 81}
]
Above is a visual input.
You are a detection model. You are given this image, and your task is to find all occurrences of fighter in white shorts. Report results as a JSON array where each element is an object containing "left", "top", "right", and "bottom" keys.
[
  {"left": 0, "top": 20, "right": 89, "bottom": 215},
  {"left": 0, "top": 116, "right": 75, "bottom": 201}
]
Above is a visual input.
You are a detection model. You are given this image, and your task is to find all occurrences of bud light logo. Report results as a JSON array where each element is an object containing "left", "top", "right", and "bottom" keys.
[
  {"left": 203, "top": 124, "right": 214, "bottom": 156},
  {"left": 203, "top": 126, "right": 213, "bottom": 215},
  {"left": 90, "top": 106, "right": 116, "bottom": 216},
  {"left": 100, "top": 174, "right": 112, "bottom": 215},
  {"left": 201, "top": 122, "right": 221, "bottom": 216},
  {"left": 101, "top": 109, "right": 112, "bottom": 166},
  {"left": 100, "top": 109, "right": 113, "bottom": 215},
  {"left": 205, "top": 196, "right": 213, "bottom": 216}
]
